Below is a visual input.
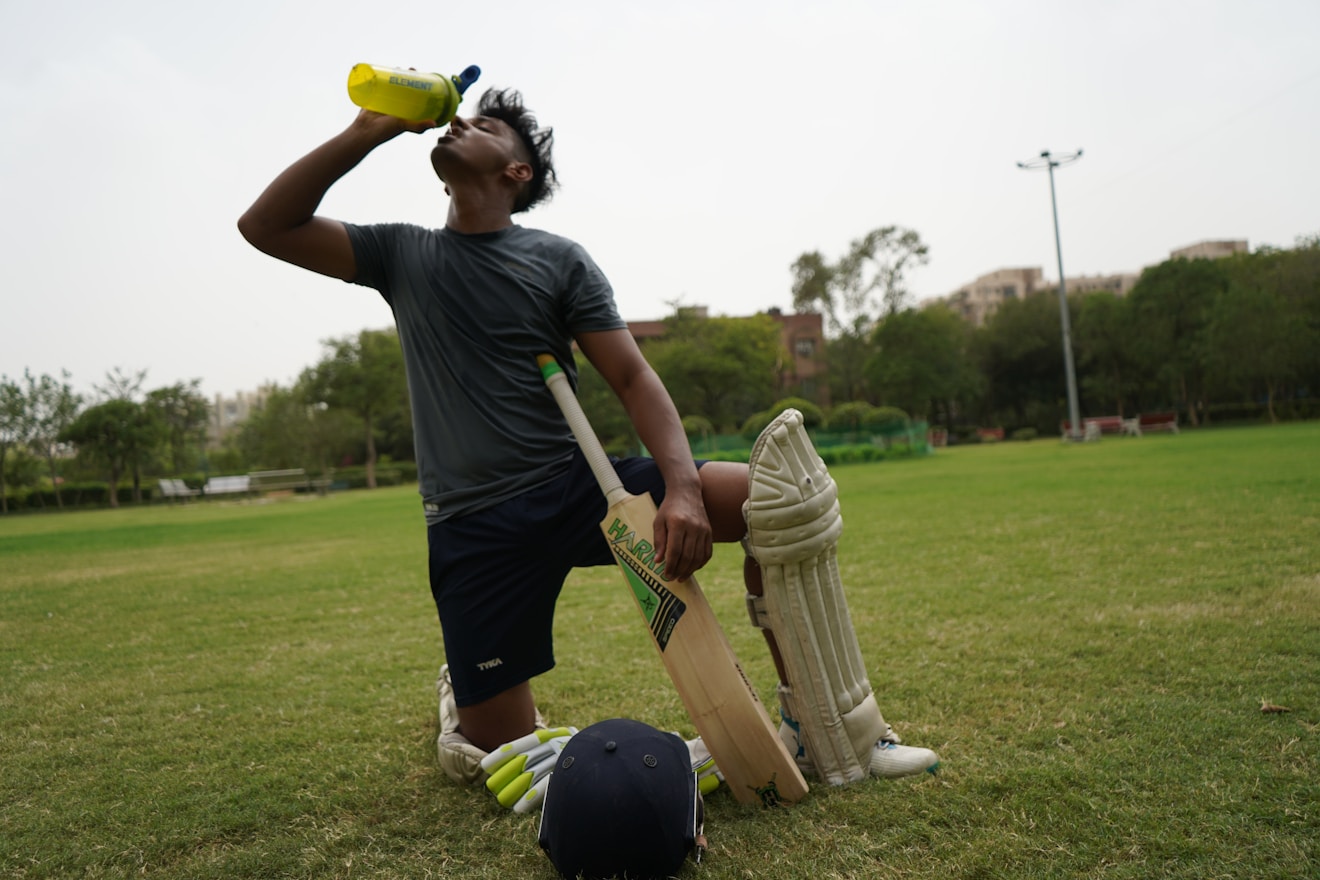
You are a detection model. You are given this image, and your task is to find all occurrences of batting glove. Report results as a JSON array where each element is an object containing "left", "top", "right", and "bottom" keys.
[
  {"left": 481, "top": 727, "right": 577, "bottom": 813},
  {"left": 686, "top": 736, "right": 724, "bottom": 796}
]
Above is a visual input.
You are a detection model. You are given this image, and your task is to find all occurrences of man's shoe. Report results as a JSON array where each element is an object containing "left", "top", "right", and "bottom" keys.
[
  {"left": 437, "top": 664, "right": 487, "bottom": 784},
  {"left": 870, "top": 741, "right": 940, "bottom": 778},
  {"left": 781, "top": 718, "right": 939, "bottom": 780}
]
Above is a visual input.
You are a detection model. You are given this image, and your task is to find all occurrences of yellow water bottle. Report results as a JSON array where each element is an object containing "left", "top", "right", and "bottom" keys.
[{"left": 347, "top": 64, "right": 481, "bottom": 124}]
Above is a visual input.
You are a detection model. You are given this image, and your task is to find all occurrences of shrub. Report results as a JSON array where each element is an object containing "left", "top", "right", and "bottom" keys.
[
  {"left": 740, "top": 397, "right": 826, "bottom": 440},
  {"left": 739, "top": 410, "right": 777, "bottom": 440},
  {"left": 681, "top": 415, "right": 715, "bottom": 438},
  {"left": 826, "top": 402, "right": 879, "bottom": 432}
]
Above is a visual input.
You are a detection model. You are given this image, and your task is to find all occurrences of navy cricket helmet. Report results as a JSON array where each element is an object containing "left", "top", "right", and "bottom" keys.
[{"left": 538, "top": 718, "right": 703, "bottom": 879}]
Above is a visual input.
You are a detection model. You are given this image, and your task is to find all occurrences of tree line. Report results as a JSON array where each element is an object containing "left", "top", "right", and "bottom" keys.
[
  {"left": 790, "top": 229, "right": 1319, "bottom": 436},
  {"left": 5, "top": 231, "right": 1316, "bottom": 512},
  {"left": 1, "top": 331, "right": 413, "bottom": 512},
  {"left": 0, "top": 369, "right": 211, "bottom": 512}
]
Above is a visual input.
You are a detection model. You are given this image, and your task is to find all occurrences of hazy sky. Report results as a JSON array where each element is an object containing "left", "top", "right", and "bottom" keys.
[{"left": 4, "top": 0, "right": 1318, "bottom": 401}]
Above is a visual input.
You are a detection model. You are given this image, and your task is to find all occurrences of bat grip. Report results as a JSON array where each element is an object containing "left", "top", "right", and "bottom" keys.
[{"left": 537, "top": 355, "right": 628, "bottom": 505}]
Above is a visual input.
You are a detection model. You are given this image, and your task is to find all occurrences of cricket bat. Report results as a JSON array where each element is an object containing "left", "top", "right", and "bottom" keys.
[{"left": 537, "top": 354, "right": 807, "bottom": 806}]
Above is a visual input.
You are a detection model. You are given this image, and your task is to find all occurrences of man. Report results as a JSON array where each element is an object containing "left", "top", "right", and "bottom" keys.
[{"left": 238, "top": 88, "right": 936, "bottom": 795}]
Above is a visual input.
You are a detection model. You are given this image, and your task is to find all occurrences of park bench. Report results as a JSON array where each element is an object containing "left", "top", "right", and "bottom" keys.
[
  {"left": 1134, "top": 412, "right": 1179, "bottom": 435},
  {"left": 203, "top": 474, "right": 252, "bottom": 497},
  {"left": 157, "top": 478, "right": 199, "bottom": 503},
  {"left": 1060, "top": 419, "right": 1103, "bottom": 440},
  {"left": 1062, "top": 413, "right": 1178, "bottom": 439},
  {"left": 1061, "top": 415, "right": 1140, "bottom": 441},
  {"left": 248, "top": 468, "right": 332, "bottom": 497},
  {"left": 976, "top": 427, "right": 1004, "bottom": 442},
  {"left": 1085, "top": 416, "right": 1125, "bottom": 435},
  {"left": 249, "top": 468, "right": 310, "bottom": 494}
]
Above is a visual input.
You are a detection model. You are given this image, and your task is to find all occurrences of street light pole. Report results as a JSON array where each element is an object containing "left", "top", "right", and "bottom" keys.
[{"left": 1018, "top": 149, "right": 1084, "bottom": 441}]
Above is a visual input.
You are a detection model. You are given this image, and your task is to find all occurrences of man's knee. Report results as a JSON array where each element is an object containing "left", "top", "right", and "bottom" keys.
[{"left": 698, "top": 460, "right": 750, "bottom": 542}]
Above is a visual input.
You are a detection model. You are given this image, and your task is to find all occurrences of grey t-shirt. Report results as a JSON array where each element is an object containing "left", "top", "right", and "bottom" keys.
[{"left": 345, "top": 222, "right": 626, "bottom": 522}]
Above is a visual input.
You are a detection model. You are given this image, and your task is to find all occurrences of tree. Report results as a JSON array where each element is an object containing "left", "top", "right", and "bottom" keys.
[
  {"left": 95, "top": 367, "right": 148, "bottom": 402},
  {"left": 25, "top": 370, "right": 83, "bottom": 509},
  {"left": 59, "top": 399, "right": 161, "bottom": 508},
  {"left": 1205, "top": 282, "right": 1303, "bottom": 422},
  {"left": 1126, "top": 258, "right": 1228, "bottom": 426},
  {"left": 300, "top": 329, "right": 408, "bottom": 488},
  {"left": 146, "top": 381, "right": 211, "bottom": 475},
  {"left": 0, "top": 375, "right": 33, "bottom": 514},
  {"left": 94, "top": 368, "right": 154, "bottom": 500},
  {"left": 792, "top": 227, "right": 931, "bottom": 403},
  {"left": 643, "top": 309, "right": 782, "bottom": 432},
  {"left": 1071, "top": 291, "right": 1140, "bottom": 417},
  {"left": 1221, "top": 238, "right": 1320, "bottom": 408},
  {"left": 973, "top": 292, "right": 1067, "bottom": 431},
  {"left": 236, "top": 384, "right": 359, "bottom": 474},
  {"left": 792, "top": 227, "right": 931, "bottom": 328},
  {"left": 574, "top": 353, "right": 639, "bottom": 457},
  {"left": 865, "top": 306, "right": 978, "bottom": 424}
]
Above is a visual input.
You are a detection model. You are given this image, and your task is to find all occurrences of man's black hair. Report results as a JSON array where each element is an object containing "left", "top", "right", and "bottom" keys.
[{"left": 477, "top": 88, "right": 558, "bottom": 213}]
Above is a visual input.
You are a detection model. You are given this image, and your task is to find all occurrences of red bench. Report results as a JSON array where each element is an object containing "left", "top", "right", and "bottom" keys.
[
  {"left": 1135, "top": 412, "right": 1179, "bottom": 435},
  {"left": 1062, "top": 413, "right": 1178, "bottom": 439},
  {"left": 1061, "top": 416, "right": 1136, "bottom": 440}
]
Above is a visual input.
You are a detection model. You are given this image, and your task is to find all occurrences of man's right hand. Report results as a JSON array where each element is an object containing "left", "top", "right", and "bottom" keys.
[{"left": 349, "top": 107, "right": 438, "bottom": 143}]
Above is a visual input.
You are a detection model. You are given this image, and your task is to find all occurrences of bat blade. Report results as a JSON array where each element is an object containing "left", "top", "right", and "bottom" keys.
[
  {"left": 537, "top": 353, "right": 806, "bottom": 806},
  {"left": 600, "top": 491, "right": 808, "bottom": 806}
]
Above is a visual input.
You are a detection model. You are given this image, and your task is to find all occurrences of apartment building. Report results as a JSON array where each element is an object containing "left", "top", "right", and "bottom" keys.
[
  {"left": 931, "top": 267, "right": 1044, "bottom": 326},
  {"left": 207, "top": 386, "right": 272, "bottom": 448},
  {"left": 928, "top": 239, "right": 1245, "bottom": 325}
]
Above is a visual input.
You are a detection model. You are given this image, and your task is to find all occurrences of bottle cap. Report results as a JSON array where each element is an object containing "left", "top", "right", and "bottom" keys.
[{"left": 454, "top": 66, "right": 481, "bottom": 95}]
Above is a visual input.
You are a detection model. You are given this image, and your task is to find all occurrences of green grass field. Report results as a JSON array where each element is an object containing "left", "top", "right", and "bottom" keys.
[{"left": 2, "top": 425, "right": 1317, "bottom": 879}]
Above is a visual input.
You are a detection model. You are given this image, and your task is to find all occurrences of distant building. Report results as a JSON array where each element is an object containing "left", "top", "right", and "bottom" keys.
[
  {"left": 927, "top": 267, "right": 1043, "bottom": 326},
  {"left": 768, "top": 307, "right": 829, "bottom": 407},
  {"left": 207, "top": 386, "right": 273, "bottom": 448},
  {"left": 1170, "top": 239, "right": 1248, "bottom": 261},
  {"left": 929, "top": 238, "right": 1248, "bottom": 326},
  {"left": 1061, "top": 272, "right": 1140, "bottom": 297},
  {"left": 625, "top": 306, "right": 829, "bottom": 408}
]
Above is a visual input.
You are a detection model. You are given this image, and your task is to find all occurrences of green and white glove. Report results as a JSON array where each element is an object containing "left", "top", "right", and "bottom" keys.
[
  {"left": 481, "top": 727, "right": 577, "bottom": 813},
  {"left": 686, "top": 736, "right": 724, "bottom": 796}
]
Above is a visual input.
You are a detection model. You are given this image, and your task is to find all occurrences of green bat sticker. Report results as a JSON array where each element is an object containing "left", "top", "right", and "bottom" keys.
[{"left": 606, "top": 517, "right": 686, "bottom": 650}]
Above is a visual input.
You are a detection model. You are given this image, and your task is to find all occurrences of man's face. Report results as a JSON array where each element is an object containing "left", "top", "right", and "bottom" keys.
[{"left": 430, "top": 114, "right": 526, "bottom": 184}]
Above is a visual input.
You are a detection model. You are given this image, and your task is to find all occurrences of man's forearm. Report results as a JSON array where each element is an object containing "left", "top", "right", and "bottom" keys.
[
  {"left": 239, "top": 123, "right": 385, "bottom": 240},
  {"left": 618, "top": 368, "right": 701, "bottom": 494}
]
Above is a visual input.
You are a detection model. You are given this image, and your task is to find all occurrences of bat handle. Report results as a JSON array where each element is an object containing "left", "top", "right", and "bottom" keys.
[{"left": 537, "top": 355, "right": 629, "bottom": 505}]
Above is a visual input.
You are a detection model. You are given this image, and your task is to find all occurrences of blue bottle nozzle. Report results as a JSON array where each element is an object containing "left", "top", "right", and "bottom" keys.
[{"left": 454, "top": 65, "right": 481, "bottom": 95}]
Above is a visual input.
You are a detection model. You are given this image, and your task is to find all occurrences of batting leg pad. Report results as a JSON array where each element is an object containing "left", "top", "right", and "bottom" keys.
[{"left": 744, "top": 409, "right": 890, "bottom": 786}]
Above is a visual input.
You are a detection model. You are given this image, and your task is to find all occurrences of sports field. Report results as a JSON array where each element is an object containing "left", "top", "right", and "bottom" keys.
[{"left": 2, "top": 424, "right": 1316, "bottom": 879}]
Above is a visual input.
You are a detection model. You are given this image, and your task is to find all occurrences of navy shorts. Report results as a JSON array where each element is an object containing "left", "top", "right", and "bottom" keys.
[{"left": 429, "top": 450, "right": 698, "bottom": 706}]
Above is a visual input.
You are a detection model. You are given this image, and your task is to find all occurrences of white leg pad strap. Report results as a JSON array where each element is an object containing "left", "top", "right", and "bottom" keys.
[{"left": 745, "top": 409, "right": 890, "bottom": 786}]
